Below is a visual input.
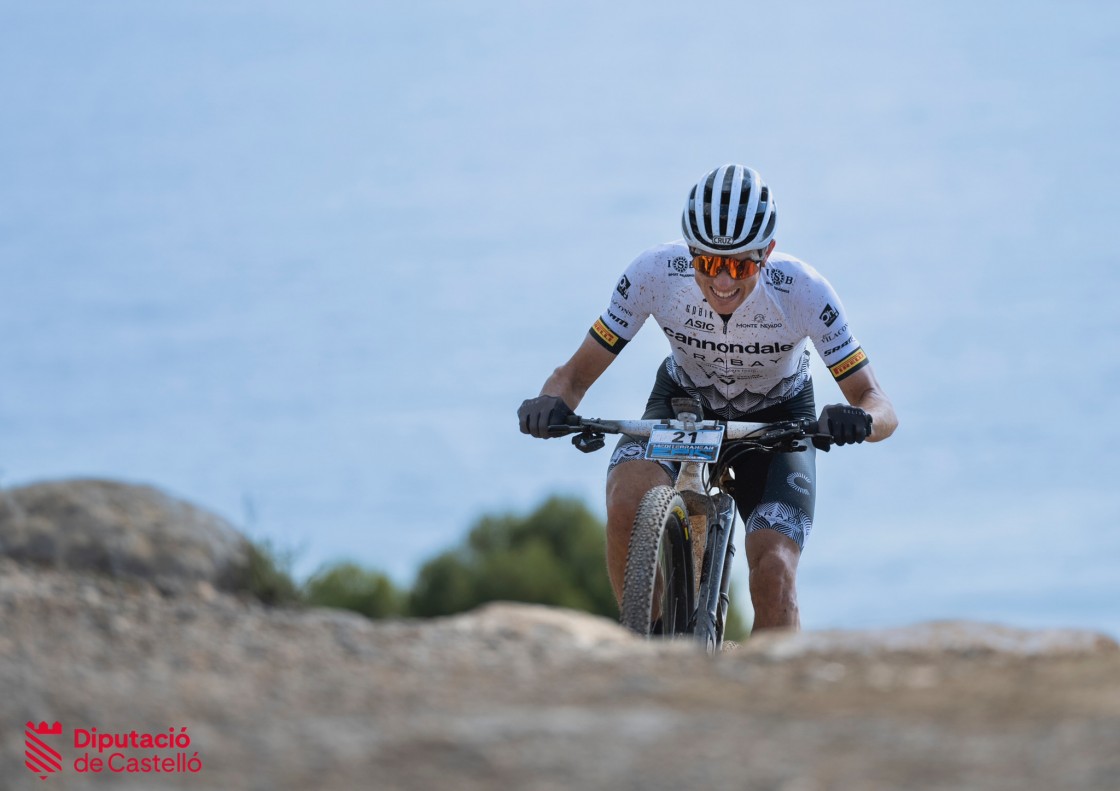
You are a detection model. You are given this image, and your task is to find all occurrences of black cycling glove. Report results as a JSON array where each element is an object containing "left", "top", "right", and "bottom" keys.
[
  {"left": 517, "top": 395, "right": 574, "bottom": 438},
  {"left": 819, "top": 404, "right": 873, "bottom": 446}
]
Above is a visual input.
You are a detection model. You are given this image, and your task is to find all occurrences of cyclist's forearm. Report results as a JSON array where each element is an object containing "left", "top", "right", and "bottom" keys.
[
  {"left": 857, "top": 391, "right": 898, "bottom": 442},
  {"left": 538, "top": 367, "right": 590, "bottom": 411},
  {"left": 835, "top": 364, "right": 897, "bottom": 442},
  {"left": 537, "top": 335, "right": 617, "bottom": 411}
]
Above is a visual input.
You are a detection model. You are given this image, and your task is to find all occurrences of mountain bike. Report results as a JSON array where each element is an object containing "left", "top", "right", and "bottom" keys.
[{"left": 551, "top": 397, "right": 832, "bottom": 655}]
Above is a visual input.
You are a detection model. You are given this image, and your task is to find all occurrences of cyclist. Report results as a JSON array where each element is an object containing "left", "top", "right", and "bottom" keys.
[{"left": 518, "top": 164, "right": 897, "bottom": 632}]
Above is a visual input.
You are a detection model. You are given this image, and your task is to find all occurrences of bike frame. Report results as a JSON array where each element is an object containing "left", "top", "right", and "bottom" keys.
[
  {"left": 573, "top": 414, "right": 779, "bottom": 652},
  {"left": 560, "top": 408, "right": 827, "bottom": 653}
]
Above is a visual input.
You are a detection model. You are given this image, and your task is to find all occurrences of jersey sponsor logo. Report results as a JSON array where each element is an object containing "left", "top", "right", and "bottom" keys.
[
  {"left": 609, "top": 298, "right": 634, "bottom": 318},
  {"left": 821, "top": 323, "right": 849, "bottom": 343},
  {"left": 665, "top": 327, "right": 793, "bottom": 355},
  {"left": 820, "top": 303, "right": 839, "bottom": 327},
  {"left": 735, "top": 312, "right": 784, "bottom": 329},
  {"left": 686, "top": 304, "right": 716, "bottom": 319},
  {"left": 768, "top": 269, "right": 794, "bottom": 292},
  {"left": 592, "top": 318, "right": 621, "bottom": 348},
  {"left": 823, "top": 336, "right": 853, "bottom": 356},
  {"left": 691, "top": 353, "right": 774, "bottom": 368},
  {"left": 616, "top": 275, "right": 631, "bottom": 299},
  {"left": 684, "top": 318, "right": 716, "bottom": 332},
  {"left": 607, "top": 309, "right": 630, "bottom": 328},
  {"left": 829, "top": 347, "right": 868, "bottom": 380},
  {"left": 667, "top": 256, "right": 692, "bottom": 275}
]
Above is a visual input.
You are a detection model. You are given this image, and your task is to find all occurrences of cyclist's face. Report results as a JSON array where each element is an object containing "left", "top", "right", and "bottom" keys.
[
  {"left": 693, "top": 267, "right": 757, "bottom": 313},
  {"left": 691, "top": 242, "right": 773, "bottom": 313}
]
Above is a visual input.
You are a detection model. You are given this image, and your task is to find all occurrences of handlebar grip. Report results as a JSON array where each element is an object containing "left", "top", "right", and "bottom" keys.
[
  {"left": 546, "top": 414, "right": 584, "bottom": 436},
  {"left": 805, "top": 421, "right": 831, "bottom": 452}
]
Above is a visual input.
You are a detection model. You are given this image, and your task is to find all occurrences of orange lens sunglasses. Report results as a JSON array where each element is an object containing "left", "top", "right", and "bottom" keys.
[{"left": 690, "top": 251, "right": 764, "bottom": 280}]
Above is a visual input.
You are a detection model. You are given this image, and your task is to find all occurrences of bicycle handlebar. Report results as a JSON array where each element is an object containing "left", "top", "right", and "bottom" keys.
[{"left": 550, "top": 414, "right": 835, "bottom": 452}]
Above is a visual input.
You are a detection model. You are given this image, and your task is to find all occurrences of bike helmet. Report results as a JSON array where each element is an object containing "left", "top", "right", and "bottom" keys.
[{"left": 681, "top": 164, "right": 777, "bottom": 255}]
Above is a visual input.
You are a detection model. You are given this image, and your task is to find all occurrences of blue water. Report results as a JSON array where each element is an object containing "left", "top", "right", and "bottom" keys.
[{"left": 2, "top": 1, "right": 1118, "bottom": 636}]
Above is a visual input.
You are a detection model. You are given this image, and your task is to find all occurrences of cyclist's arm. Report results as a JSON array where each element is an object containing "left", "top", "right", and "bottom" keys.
[
  {"left": 834, "top": 364, "right": 898, "bottom": 442},
  {"left": 536, "top": 334, "right": 617, "bottom": 411}
]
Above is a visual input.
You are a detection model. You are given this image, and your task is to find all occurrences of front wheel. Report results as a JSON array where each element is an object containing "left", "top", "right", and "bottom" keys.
[{"left": 620, "top": 486, "right": 694, "bottom": 636}]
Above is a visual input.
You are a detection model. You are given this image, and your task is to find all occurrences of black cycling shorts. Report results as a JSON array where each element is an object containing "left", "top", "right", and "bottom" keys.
[{"left": 607, "top": 359, "right": 819, "bottom": 550}]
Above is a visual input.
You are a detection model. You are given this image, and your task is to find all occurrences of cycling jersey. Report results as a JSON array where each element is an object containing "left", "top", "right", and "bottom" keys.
[{"left": 589, "top": 241, "right": 869, "bottom": 418}]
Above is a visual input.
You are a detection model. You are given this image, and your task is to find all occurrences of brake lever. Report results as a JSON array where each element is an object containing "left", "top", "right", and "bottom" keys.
[
  {"left": 572, "top": 430, "right": 606, "bottom": 453},
  {"left": 810, "top": 434, "right": 833, "bottom": 452}
]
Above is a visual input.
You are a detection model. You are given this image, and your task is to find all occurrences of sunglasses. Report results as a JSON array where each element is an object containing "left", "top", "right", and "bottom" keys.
[{"left": 690, "top": 250, "right": 764, "bottom": 280}]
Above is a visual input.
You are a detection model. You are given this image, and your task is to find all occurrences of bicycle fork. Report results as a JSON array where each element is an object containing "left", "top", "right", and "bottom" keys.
[{"left": 692, "top": 492, "right": 738, "bottom": 655}]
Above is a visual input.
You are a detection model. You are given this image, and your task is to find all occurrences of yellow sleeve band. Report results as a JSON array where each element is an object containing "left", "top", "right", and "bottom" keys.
[
  {"left": 829, "top": 347, "right": 869, "bottom": 381},
  {"left": 589, "top": 318, "right": 627, "bottom": 353}
]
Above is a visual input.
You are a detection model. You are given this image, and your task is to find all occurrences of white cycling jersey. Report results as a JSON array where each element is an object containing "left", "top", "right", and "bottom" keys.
[{"left": 590, "top": 241, "right": 869, "bottom": 417}]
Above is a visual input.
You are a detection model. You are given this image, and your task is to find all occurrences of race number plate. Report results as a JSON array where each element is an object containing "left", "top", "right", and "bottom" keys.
[{"left": 644, "top": 425, "right": 725, "bottom": 463}]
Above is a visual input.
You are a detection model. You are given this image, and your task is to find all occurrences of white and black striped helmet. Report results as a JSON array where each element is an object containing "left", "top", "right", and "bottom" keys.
[{"left": 682, "top": 164, "right": 777, "bottom": 255}]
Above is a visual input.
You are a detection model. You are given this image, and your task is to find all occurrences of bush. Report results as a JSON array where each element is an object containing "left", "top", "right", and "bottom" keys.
[
  {"left": 244, "top": 539, "right": 302, "bottom": 606},
  {"left": 303, "top": 562, "right": 406, "bottom": 618},
  {"left": 409, "top": 496, "right": 617, "bottom": 619}
]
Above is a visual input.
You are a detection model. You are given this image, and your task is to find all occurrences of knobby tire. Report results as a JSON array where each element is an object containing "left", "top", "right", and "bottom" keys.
[{"left": 620, "top": 486, "right": 693, "bottom": 636}]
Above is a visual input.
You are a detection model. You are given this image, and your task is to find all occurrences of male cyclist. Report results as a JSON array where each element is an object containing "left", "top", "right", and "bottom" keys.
[{"left": 518, "top": 164, "right": 897, "bottom": 631}]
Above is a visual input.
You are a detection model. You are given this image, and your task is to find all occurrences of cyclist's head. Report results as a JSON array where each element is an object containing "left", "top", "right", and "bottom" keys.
[{"left": 682, "top": 164, "right": 777, "bottom": 256}]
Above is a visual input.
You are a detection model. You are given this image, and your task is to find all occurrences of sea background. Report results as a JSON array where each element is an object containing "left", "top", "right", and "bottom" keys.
[{"left": 2, "top": 1, "right": 1117, "bottom": 636}]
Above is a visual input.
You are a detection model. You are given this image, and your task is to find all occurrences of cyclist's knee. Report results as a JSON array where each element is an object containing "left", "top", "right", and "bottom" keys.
[
  {"left": 746, "top": 529, "right": 800, "bottom": 583},
  {"left": 747, "top": 531, "right": 802, "bottom": 630}
]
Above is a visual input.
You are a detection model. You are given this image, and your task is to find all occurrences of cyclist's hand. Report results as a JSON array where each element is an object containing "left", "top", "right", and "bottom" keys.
[
  {"left": 818, "top": 404, "right": 873, "bottom": 446},
  {"left": 517, "top": 395, "right": 574, "bottom": 438}
]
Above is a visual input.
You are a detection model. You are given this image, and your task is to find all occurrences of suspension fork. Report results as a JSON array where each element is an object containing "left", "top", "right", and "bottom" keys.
[{"left": 693, "top": 491, "right": 738, "bottom": 654}]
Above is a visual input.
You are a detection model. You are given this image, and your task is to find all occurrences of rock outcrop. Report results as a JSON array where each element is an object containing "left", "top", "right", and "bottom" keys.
[
  {"left": 0, "top": 479, "right": 250, "bottom": 594},
  {"left": 1, "top": 480, "right": 1117, "bottom": 790}
]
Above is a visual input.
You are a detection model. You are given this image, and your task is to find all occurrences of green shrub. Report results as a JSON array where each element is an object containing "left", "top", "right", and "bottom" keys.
[
  {"left": 244, "top": 539, "right": 302, "bottom": 606},
  {"left": 409, "top": 496, "right": 617, "bottom": 619},
  {"left": 304, "top": 562, "right": 406, "bottom": 618}
]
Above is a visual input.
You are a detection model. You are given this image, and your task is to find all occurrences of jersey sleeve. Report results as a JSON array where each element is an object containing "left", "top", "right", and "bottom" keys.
[
  {"left": 587, "top": 253, "right": 655, "bottom": 354},
  {"left": 797, "top": 267, "right": 870, "bottom": 382}
]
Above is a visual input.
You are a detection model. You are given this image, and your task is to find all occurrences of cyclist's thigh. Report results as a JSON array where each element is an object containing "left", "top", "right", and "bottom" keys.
[
  {"left": 732, "top": 445, "right": 817, "bottom": 552},
  {"left": 606, "top": 457, "right": 672, "bottom": 503}
]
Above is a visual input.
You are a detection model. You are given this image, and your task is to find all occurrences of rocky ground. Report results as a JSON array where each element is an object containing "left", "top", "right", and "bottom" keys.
[{"left": 2, "top": 480, "right": 1118, "bottom": 790}]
